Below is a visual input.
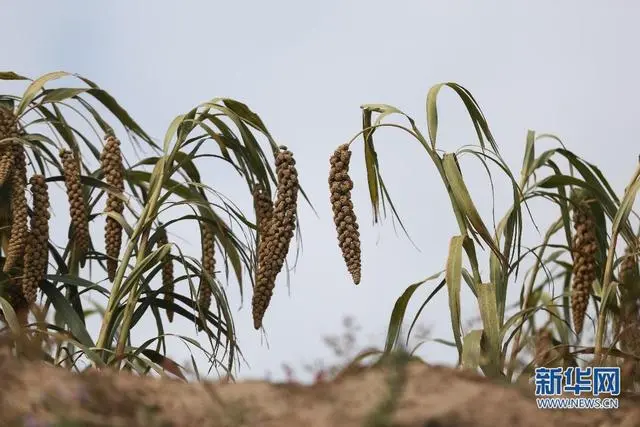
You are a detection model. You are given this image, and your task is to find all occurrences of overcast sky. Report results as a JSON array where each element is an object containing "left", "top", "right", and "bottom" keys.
[{"left": 3, "top": 1, "right": 640, "bottom": 382}]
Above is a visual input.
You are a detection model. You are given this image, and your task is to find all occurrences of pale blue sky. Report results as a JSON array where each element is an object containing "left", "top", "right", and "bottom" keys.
[{"left": 3, "top": 1, "right": 639, "bottom": 381}]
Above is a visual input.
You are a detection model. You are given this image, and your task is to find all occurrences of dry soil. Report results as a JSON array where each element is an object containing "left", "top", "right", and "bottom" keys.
[{"left": 1, "top": 354, "right": 639, "bottom": 427}]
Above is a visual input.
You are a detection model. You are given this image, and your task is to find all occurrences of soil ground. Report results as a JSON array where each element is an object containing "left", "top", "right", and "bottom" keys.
[{"left": 1, "top": 354, "right": 639, "bottom": 427}]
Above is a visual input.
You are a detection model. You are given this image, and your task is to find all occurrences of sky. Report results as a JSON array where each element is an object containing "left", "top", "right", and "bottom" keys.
[{"left": 3, "top": 1, "right": 640, "bottom": 382}]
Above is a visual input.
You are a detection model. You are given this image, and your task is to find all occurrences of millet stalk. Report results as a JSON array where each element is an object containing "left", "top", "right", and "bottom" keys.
[{"left": 95, "top": 158, "right": 166, "bottom": 363}]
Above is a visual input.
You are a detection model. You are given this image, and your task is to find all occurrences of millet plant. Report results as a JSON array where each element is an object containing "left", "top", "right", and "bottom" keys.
[
  {"left": 329, "top": 83, "right": 640, "bottom": 389},
  {"left": 0, "top": 71, "right": 307, "bottom": 379},
  {"left": 2, "top": 71, "right": 639, "bottom": 392}
]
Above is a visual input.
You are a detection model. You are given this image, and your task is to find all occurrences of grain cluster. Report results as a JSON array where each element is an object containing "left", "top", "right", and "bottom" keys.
[
  {"left": 570, "top": 199, "right": 598, "bottom": 335},
  {"left": 0, "top": 107, "right": 30, "bottom": 324},
  {"left": 251, "top": 146, "right": 299, "bottom": 329},
  {"left": 329, "top": 143, "right": 361, "bottom": 285},
  {"left": 0, "top": 107, "right": 20, "bottom": 186},
  {"left": 100, "top": 134, "right": 125, "bottom": 282},
  {"left": 618, "top": 244, "right": 640, "bottom": 352},
  {"left": 156, "top": 227, "right": 175, "bottom": 322},
  {"left": 253, "top": 183, "right": 273, "bottom": 266},
  {"left": 60, "top": 149, "right": 90, "bottom": 262},
  {"left": 198, "top": 222, "right": 215, "bottom": 329},
  {"left": 620, "top": 245, "right": 638, "bottom": 290},
  {"left": 3, "top": 143, "right": 27, "bottom": 273},
  {"left": 21, "top": 175, "right": 50, "bottom": 304}
]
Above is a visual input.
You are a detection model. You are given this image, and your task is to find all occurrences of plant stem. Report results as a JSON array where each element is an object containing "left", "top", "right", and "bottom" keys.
[
  {"left": 65, "top": 251, "right": 80, "bottom": 369},
  {"left": 113, "top": 226, "right": 153, "bottom": 364},
  {"left": 96, "top": 142, "right": 168, "bottom": 368},
  {"left": 95, "top": 195, "right": 157, "bottom": 359},
  {"left": 95, "top": 235, "right": 138, "bottom": 354},
  {"left": 113, "top": 162, "right": 165, "bottom": 366}
]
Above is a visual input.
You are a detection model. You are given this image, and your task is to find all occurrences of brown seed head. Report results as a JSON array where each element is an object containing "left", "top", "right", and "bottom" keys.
[
  {"left": 252, "top": 184, "right": 274, "bottom": 285},
  {"left": 3, "top": 145, "right": 28, "bottom": 272},
  {"left": 619, "top": 244, "right": 638, "bottom": 291},
  {"left": 156, "top": 227, "right": 175, "bottom": 322},
  {"left": 328, "top": 144, "right": 361, "bottom": 285},
  {"left": 253, "top": 184, "right": 273, "bottom": 239},
  {"left": 252, "top": 147, "right": 299, "bottom": 329},
  {"left": 101, "top": 135, "right": 125, "bottom": 281},
  {"left": 570, "top": 200, "right": 597, "bottom": 336},
  {"left": 198, "top": 222, "right": 215, "bottom": 329},
  {"left": 60, "top": 149, "right": 90, "bottom": 262},
  {"left": 0, "top": 107, "right": 20, "bottom": 187},
  {"left": 21, "top": 174, "right": 50, "bottom": 305}
]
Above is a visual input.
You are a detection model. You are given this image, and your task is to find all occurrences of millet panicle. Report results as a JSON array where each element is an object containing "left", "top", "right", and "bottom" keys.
[
  {"left": 252, "top": 183, "right": 274, "bottom": 286},
  {"left": 3, "top": 144, "right": 28, "bottom": 272},
  {"left": 570, "top": 199, "right": 598, "bottom": 335},
  {"left": 619, "top": 244, "right": 638, "bottom": 290},
  {"left": 0, "top": 107, "right": 20, "bottom": 186},
  {"left": 60, "top": 149, "right": 90, "bottom": 262},
  {"left": 156, "top": 227, "right": 175, "bottom": 322},
  {"left": 329, "top": 143, "right": 361, "bottom": 285},
  {"left": 251, "top": 146, "right": 299, "bottom": 329},
  {"left": 101, "top": 134, "right": 125, "bottom": 282},
  {"left": 21, "top": 174, "right": 50, "bottom": 305},
  {"left": 198, "top": 222, "right": 215, "bottom": 329},
  {"left": 253, "top": 184, "right": 273, "bottom": 253}
]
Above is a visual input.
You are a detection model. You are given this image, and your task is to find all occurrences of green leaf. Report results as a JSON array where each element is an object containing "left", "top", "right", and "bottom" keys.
[
  {"left": 383, "top": 273, "right": 443, "bottom": 353},
  {"left": 461, "top": 238, "right": 481, "bottom": 294},
  {"left": 461, "top": 330, "right": 483, "bottom": 371},
  {"left": 221, "top": 98, "right": 269, "bottom": 134},
  {"left": 426, "top": 82, "right": 500, "bottom": 156},
  {"left": 39, "top": 280, "right": 95, "bottom": 348},
  {"left": 443, "top": 153, "right": 507, "bottom": 266},
  {"left": 86, "top": 88, "right": 155, "bottom": 145},
  {"left": 41, "top": 88, "right": 88, "bottom": 104},
  {"left": 0, "top": 71, "right": 29, "bottom": 81},
  {"left": 46, "top": 274, "right": 109, "bottom": 295},
  {"left": 476, "top": 282, "right": 502, "bottom": 377},
  {"left": 425, "top": 84, "right": 443, "bottom": 148},
  {"left": 362, "top": 107, "right": 381, "bottom": 222},
  {"left": 489, "top": 250, "right": 505, "bottom": 324},
  {"left": 120, "top": 244, "right": 172, "bottom": 297},
  {"left": 520, "top": 130, "right": 536, "bottom": 183},
  {"left": 0, "top": 296, "right": 21, "bottom": 335},
  {"left": 405, "top": 273, "right": 446, "bottom": 346},
  {"left": 17, "top": 71, "right": 71, "bottom": 115},
  {"left": 141, "top": 349, "right": 187, "bottom": 381},
  {"left": 446, "top": 235, "right": 465, "bottom": 364},
  {"left": 365, "top": 103, "right": 406, "bottom": 125},
  {"left": 610, "top": 173, "right": 640, "bottom": 247}
]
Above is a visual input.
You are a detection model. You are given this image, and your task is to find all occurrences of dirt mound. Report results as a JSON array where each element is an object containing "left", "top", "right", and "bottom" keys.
[{"left": 1, "top": 355, "right": 638, "bottom": 427}]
